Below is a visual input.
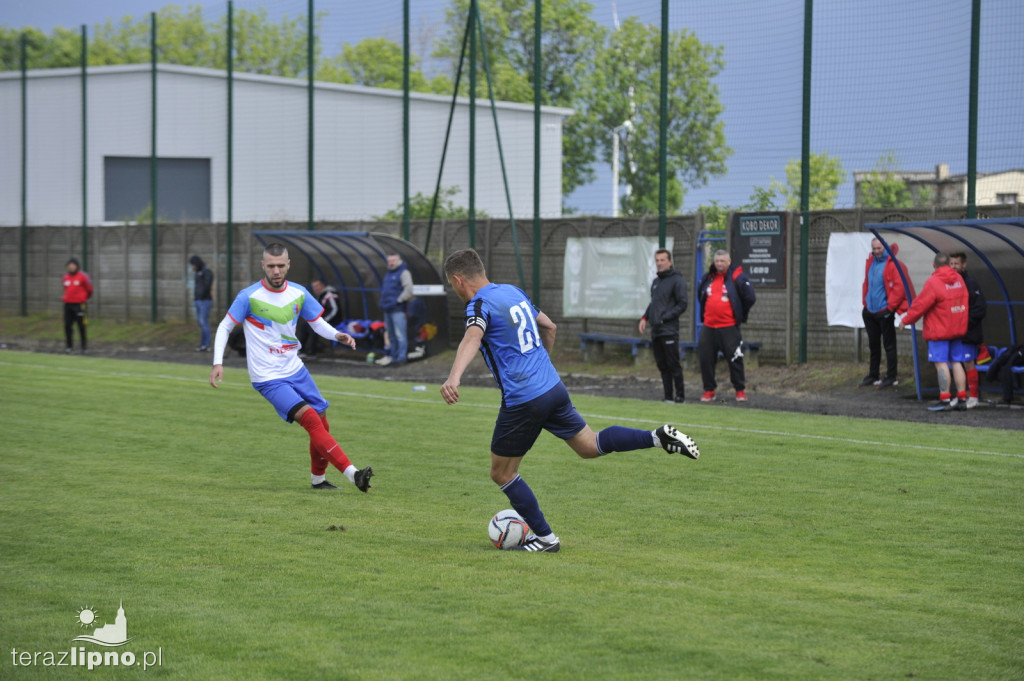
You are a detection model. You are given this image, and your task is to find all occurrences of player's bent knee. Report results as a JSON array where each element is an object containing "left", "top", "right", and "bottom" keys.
[
  {"left": 289, "top": 401, "right": 311, "bottom": 422},
  {"left": 566, "top": 427, "right": 600, "bottom": 459}
]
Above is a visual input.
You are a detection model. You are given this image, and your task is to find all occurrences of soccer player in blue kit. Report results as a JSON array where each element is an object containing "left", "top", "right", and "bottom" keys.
[{"left": 440, "top": 249, "right": 699, "bottom": 553}]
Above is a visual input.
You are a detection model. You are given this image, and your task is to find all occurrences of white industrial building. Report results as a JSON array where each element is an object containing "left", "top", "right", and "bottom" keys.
[{"left": 0, "top": 64, "right": 572, "bottom": 225}]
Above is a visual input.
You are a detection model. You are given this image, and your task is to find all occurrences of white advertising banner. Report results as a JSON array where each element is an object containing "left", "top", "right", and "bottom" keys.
[
  {"left": 825, "top": 232, "right": 874, "bottom": 328},
  {"left": 562, "top": 236, "right": 673, "bottom": 318}
]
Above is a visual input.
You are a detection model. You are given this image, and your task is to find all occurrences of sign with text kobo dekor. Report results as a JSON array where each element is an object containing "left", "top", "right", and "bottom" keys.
[{"left": 730, "top": 212, "right": 788, "bottom": 289}]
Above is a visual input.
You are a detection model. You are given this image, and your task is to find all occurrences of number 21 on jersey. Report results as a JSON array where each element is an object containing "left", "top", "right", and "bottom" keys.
[{"left": 509, "top": 301, "right": 541, "bottom": 353}]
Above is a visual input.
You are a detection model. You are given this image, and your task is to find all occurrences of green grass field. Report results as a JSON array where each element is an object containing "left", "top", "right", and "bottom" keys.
[{"left": 1, "top": 351, "right": 1022, "bottom": 680}]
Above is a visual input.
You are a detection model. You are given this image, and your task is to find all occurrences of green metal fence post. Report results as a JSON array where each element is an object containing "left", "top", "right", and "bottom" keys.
[
  {"left": 81, "top": 25, "right": 88, "bottom": 272},
  {"left": 474, "top": 2, "right": 525, "bottom": 290},
  {"left": 798, "top": 0, "right": 813, "bottom": 363},
  {"left": 226, "top": 1, "right": 234, "bottom": 303},
  {"left": 657, "top": 0, "right": 669, "bottom": 248},
  {"left": 307, "top": 0, "right": 315, "bottom": 231},
  {"left": 966, "top": 0, "right": 980, "bottom": 219},
  {"left": 532, "top": 0, "right": 542, "bottom": 303},
  {"left": 150, "top": 12, "right": 158, "bottom": 323},
  {"left": 468, "top": 0, "right": 477, "bottom": 249},
  {"left": 20, "top": 32, "right": 27, "bottom": 317},
  {"left": 403, "top": 0, "right": 411, "bottom": 242}
]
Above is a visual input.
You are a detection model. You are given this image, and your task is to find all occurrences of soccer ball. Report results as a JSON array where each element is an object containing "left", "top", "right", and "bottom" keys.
[{"left": 488, "top": 509, "right": 530, "bottom": 550}]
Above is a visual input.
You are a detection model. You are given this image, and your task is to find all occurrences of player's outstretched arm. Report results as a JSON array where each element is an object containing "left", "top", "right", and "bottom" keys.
[
  {"left": 333, "top": 331, "right": 356, "bottom": 349},
  {"left": 441, "top": 325, "right": 484, "bottom": 405},
  {"left": 309, "top": 316, "right": 355, "bottom": 349}
]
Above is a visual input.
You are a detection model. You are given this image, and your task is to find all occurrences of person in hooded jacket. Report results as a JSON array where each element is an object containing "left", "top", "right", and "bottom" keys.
[
  {"left": 62, "top": 257, "right": 93, "bottom": 353},
  {"left": 189, "top": 254, "right": 214, "bottom": 352},
  {"left": 639, "top": 249, "right": 688, "bottom": 403},
  {"left": 860, "top": 238, "right": 915, "bottom": 388},
  {"left": 696, "top": 250, "right": 756, "bottom": 402},
  {"left": 899, "top": 252, "right": 969, "bottom": 410}
]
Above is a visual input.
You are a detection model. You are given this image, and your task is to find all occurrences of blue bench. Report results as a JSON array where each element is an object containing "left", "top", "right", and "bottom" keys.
[
  {"left": 579, "top": 333, "right": 653, "bottom": 366},
  {"left": 579, "top": 333, "right": 761, "bottom": 369},
  {"left": 975, "top": 345, "right": 1024, "bottom": 399},
  {"left": 975, "top": 346, "right": 1024, "bottom": 375}
]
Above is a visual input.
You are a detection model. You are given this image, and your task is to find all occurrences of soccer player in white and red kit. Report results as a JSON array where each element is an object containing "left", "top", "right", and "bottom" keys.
[{"left": 209, "top": 243, "right": 373, "bottom": 492}]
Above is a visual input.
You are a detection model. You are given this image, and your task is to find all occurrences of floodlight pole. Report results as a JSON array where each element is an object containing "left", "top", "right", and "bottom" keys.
[
  {"left": 611, "top": 122, "right": 631, "bottom": 218},
  {"left": 612, "top": 128, "right": 620, "bottom": 217}
]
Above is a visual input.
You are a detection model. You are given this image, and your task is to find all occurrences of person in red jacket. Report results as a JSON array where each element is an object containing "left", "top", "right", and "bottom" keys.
[
  {"left": 860, "top": 239, "right": 916, "bottom": 388},
  {"left": 62, "top": 257, "right": 93, "bottom": 353},
  {"left": 696, "top": 250, "right": 757, "bottom": 402},
  {"left": 899, "top": 252, "right": 969, "bottom": 410}
]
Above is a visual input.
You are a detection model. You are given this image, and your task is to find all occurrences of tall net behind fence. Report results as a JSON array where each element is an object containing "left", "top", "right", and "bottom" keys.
[{"left": 2, "top": 0, "right": 1022, "bottom": 229}]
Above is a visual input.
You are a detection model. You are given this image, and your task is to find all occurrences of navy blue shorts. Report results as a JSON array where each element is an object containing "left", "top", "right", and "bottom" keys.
[
  {"left": 491, "top": 382, "right": 587, "bottom": 457},
  {"left": 252, "top": 366, "right": 329, "bottom": 422}
]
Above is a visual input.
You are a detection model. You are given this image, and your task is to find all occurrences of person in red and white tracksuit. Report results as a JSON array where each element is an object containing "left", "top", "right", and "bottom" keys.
[
  {"left": 62, "top": 258, "right": 93, "bottom": 353},
  {"left": 899, "top": 252, "right": 969, "bottom": 410}
]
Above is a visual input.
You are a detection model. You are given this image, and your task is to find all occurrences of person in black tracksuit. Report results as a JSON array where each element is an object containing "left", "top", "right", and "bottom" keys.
[
  {"left": 639, "top": 249, "right": 688, "bottom": 403},
  {"left": 297, "top": 279, "right": 343, "bottom": 357}
]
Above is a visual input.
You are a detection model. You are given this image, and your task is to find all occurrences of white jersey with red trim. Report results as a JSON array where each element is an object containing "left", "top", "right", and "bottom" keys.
[{"left": 226, "top": 280, "right": 324, "bottom": 383}]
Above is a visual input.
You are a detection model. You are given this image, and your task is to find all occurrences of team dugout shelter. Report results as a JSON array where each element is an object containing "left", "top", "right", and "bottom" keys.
[
  {"left": 253, "top": 231, "right": 449, "bottom": 357},
  {"left": 868, "top": 217, "right": 1024, "bottom": 400}
]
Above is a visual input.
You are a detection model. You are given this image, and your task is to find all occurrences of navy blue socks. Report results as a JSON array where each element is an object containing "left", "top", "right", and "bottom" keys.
[
  {"left": 596, "top": 426, "right": 656, "bottom": 455},
  {"left": 500, "top": 474, "right": 552, "bottom": 537}
]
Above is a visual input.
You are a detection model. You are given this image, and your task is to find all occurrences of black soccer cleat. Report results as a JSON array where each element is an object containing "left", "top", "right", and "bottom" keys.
[
  {"left": 353, "top": 467, "right": 374, "bottom": 493},
  {"left": 655, "top": 425, "right": 700, "bottom": 459},
  {"left": 508, "top": 536, "right": 561, "bottom": 553},
  {"left": 311, "top": 480, "right": 339, "bottom": 490}
]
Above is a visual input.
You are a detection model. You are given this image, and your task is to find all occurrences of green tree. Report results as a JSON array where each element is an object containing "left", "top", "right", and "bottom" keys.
[
  {"left": 858, "top": 151, "right": 914, "bottom": 209},
  {"left": 698, "top": 187, "right": 780, "bottom": 231},
  {"left": 2, "top": 4, "right": 321, "bottom": 75},
  {"left": 1, "top": 26, "right": 90, "bottom": 70},
  {"left": 318, "top": 37, "right": 448, "bottom": 94},
  {"left": 375, "top": 186, "right": 484, "bottom": 220},
  {"left": 590, "top": 18, "right": 730, "bottom": 215},
  {"left": 88, "top": 15, "right": 160, "bottom": 66},
  {"left": 770, "top": 151, "right": 846, "bottom": 211},
  {"left": 745, "top": 185, "right": 779, "bottom": 212},
  {"left": 227, "top": 7, "right": 320, "bottom": 77},
  {"left": 434, "top": 0, "right": 607, "bottom": 199}
]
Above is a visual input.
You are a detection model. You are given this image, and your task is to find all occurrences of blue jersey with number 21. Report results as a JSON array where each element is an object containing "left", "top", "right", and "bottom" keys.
[{"left": 464, "top": 283, "right": 561, "bottom": 407}]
